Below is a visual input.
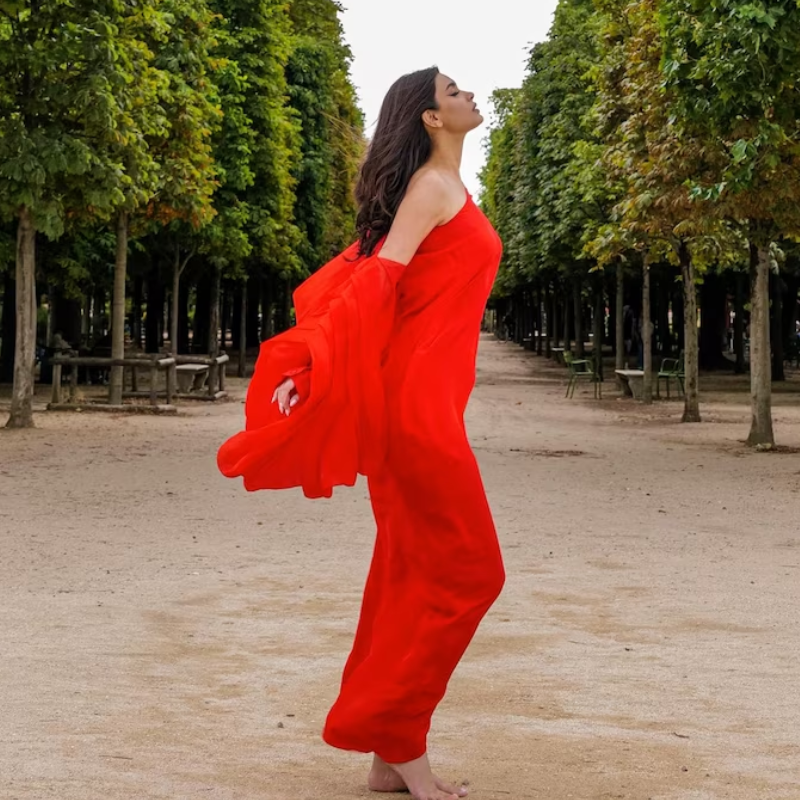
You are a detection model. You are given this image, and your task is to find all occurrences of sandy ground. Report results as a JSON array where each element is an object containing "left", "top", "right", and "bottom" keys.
[{"left": 2, "top": 335, "right": 800, "bottom": 800}]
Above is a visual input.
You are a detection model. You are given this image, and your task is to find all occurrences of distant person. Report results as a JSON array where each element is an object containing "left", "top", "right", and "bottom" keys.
[
  {"left": 218, "top": 67, "right": 504, "bottom": 800},
  {"left": 622, "top": 304, "right": 634, "bottom": 365}
]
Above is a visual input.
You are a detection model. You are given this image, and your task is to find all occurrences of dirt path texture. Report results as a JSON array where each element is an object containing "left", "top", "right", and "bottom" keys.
[{"left": 1, "top": 335, "right": 799, "bottom": 800}]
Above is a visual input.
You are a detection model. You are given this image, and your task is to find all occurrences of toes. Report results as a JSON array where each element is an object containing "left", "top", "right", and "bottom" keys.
[{"left": 434, "top": 778, "right": 468, "bottom": 797}]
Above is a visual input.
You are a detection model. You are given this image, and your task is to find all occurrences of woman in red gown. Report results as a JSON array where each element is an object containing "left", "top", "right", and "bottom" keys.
[{"left": 218, "top": 67, "right": 505, "bottom": 800}]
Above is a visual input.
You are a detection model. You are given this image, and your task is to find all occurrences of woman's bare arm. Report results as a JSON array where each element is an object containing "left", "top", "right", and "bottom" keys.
[{"left": 377, "top": 171, "right": 454, "bottom": 264}]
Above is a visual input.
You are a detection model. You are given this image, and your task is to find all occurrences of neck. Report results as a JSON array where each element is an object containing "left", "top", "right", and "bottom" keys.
[{"left": 427, "top": 133, "right": 465, "bottom": 177}]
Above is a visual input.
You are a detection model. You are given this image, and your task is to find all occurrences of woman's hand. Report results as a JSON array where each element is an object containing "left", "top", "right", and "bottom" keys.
[{"left": 271, "top": 377, "right": 300, "bottom": 416}]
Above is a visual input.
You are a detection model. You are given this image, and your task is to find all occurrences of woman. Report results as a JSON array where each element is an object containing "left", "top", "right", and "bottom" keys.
[{"left": 218, "top": 67, "right": 505, "bottom": 800}]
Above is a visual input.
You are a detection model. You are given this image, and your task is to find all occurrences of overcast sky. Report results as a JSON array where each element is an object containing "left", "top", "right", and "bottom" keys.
[{"left": 338, "top": 1, "right": 559, "bottom": 198}]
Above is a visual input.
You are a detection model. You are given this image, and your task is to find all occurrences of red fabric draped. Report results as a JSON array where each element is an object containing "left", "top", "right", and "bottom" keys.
[
  {"left": 218, "top": 194, "right": 507, "bottom": 763},
  {"left": 217, "top": 244, "right": 405, "bottom": 499}
]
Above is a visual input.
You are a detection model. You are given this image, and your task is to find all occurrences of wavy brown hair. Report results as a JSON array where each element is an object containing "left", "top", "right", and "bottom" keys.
[{"left": 355, "top": 66, "right": 440, "bottom": 257}]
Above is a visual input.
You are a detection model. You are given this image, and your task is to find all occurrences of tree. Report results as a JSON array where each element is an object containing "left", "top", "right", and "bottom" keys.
[
  {"left": 141, "top": 0, "right": 221, "bottom": 357},
  {"left": 287, "top": 0, "right": 363, "bottom": 273},
  {"left": 0, "top": 0, "right": 155, "bottom": 425},
  {"left": 203, "top": 0, "right": 301, "bottom": 350},
  {"left": 660, "top": 0, "right": 800, "bottom": 445},
  {"left": 104, "top": 1, "right": 171, "bottom": 405},
  {"left": 591, "top": 0, "right": 713, "bottom": 418}
]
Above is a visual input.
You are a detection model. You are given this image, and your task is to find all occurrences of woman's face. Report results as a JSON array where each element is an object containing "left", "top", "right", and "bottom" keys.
[{"left": 426, "top": 73, "right": 483, "bottom": 134}]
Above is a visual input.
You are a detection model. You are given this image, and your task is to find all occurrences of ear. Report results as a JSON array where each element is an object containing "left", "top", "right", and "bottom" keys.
[{"left": 422, "top": 108, "right": 443, "bottom": 129}]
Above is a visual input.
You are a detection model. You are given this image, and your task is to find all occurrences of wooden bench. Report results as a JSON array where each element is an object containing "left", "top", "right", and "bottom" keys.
[
  {"left": 49, "top": 355, "right": 176, "bottom": 409},
  {"left": 175, "top": 363, "right": 209, "bottom": 393},
  {"left": 615, "top": 369, "right": 646, "bottom": 399}
]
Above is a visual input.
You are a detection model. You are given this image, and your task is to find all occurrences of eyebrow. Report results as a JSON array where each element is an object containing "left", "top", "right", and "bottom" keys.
[{"left": 446, "top": 81, "right": 457, "bottom": 90}]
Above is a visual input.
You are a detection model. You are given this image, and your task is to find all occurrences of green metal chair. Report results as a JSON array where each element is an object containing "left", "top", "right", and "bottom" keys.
[
  {"left": 657, "top": 352, "right": 685, "bottom": 399},
  {"left": 564, "top": 350, "right": 602, "bottom": 399}
]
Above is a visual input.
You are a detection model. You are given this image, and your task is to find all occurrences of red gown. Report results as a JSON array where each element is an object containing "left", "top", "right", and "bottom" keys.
[{"left": 217, "top": 193, "right": 505, "bottom": 763}]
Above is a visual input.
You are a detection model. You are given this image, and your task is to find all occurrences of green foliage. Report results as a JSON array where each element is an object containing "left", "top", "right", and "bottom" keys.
[
  {"left": 0, "top": 0, "right": 363, "bottom": 350},
  {"left": 287, "top": 0, "right": 364, "bottom": 275},
  {"left": 659, "top": 0, "right": 800, "bottom": 238},
  {"left": 0, "top": 0, "right": 160, "bottom": 237},
  {"left": 481, "top": 0, "right": 613, "bottom": 295},
  {"left": 480, "top": 88, "right": 523, "bottom": 295},
  {"left": 480, "top": 0, "right": 800, "bottom": 287},
  {"left": 204, "top": 0, "right": 301, "bottom": 278}
]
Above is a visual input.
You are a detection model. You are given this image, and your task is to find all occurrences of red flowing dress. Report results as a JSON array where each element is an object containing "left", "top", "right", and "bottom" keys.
[{"left": 217, "top": 192, "right": 505, "bottom": 763}]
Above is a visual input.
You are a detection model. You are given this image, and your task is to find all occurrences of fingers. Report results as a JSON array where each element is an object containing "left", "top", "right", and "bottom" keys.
[{"left": 271, "top": 378, "right": 299, "bottom": 416}]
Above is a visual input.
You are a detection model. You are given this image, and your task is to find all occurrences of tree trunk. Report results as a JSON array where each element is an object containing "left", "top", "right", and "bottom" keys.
[
  {"left": 1, "top": 270, "right": 16, "bottom": 383},
  {"left": 238, "top": 281, "right": 247, "bottom": 378},
  {"left": 770, "top": 272, "right": 785, "bottom": 382},
  {"left": 747, "top": 243, "right": 774, "bottom": 446},
  {"left": 108, "top": 212, "right": 128, "bottom": 405},
  {"left": 545, "top": 283, "right": 552, "bottom": 358},
  {"left": 178, "top": 279, "right": 190, "bottom": 354},
  {"left": 261, "top": 274, "right": 275, "bottom": 339},
  {"left": 734, "top": 271, "right": 746, "bottom": 375},
  {"left": 246, "top": 275, "right": 260, "bottom": 347},
  {"left": 551, "top": 286, "right": 560, "bottom": 349},
  {"left": 220, "top": 285, "right": 232, "bottom": 351},
  {"left": 562, "top": 291, "right": 571, "bottom": 352},
  {"left": 673, "top": 276, "right": 685, "bottom": 355},
  {"left": 680, "top": 242, "right": 701, "bottom": 423},
  {"left": 6, "top": 208, "right": 37, "bottom": 428},
  {"left": 170, "top": 247, "right": 181, "bottom": 356},
  {"left": 145, "top": 269, "right": 162, "bottom": 353},
  {"left": 615, "top": 264, "right": 625, "bottom": 383},
  {"left": 131, "top": 276, "right": 143, "bottom": 350},
  {"left": 655, "top": 267, "right": 671, "bottom": 357},
  {"left": 592, "top": 278, "right": 604, "bottom": 381},
  {"left": 642, "top": 256, "right": 653, "bottom": 405},
  {"left": 193, "top": 275, "right": 210, "bottom": 352},
  {"left": 606, "top": 272, "right": 616, "bottom": 350},
  {"left": 208, "top": 265, "right": 220, "bottom": 356},
  {"left": 535, "top": 285, "right": 543, "bottom": 356},
  {"left": 573, "top": 276, "right": 584, "bottom": 357}
]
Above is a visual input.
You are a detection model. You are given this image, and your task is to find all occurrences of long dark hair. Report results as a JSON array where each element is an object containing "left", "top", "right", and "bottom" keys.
[{"left": 355, "top": 66, "right": 440, "bottom": 257}]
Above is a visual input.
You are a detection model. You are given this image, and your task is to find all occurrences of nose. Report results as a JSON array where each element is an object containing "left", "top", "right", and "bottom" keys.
[{"left": 468, "top": 92, "right": 475, "bottom": 101}]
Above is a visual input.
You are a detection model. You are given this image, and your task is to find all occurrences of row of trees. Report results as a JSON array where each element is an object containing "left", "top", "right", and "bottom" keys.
[
  {"left": 0, "top": 0, "right": 363, "bottom": 427},
  {"left": 480, "top": 0, "right": 800, "bottom": 446}
]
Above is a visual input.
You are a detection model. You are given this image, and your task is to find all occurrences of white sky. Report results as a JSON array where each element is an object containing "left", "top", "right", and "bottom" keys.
[{"left": 338, "top": 0, "right": 559, "bottom": 198}]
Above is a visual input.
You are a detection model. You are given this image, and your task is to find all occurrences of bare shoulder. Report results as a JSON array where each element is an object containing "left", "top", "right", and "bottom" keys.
[
  {"left": 405, "top": 168, "right": 451, "bottom": 203},
  {"left": 379, "top": 170, "right": 466, "bottom": 265}
]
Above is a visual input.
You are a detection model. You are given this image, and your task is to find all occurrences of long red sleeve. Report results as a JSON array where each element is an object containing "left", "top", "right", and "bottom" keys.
[{"left": 217, "top": 246, "right": 405, "bottom": 498}]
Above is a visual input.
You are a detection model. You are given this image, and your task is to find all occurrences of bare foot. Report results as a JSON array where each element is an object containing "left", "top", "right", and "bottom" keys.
[
  {"left": 367, "top": 755, "right": 407, "bottom": 793},
  {"left": 368, "top": 754, "right": 468, "bottom": 800}
]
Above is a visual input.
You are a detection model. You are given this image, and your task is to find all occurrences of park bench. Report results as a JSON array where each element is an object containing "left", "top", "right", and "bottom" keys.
[
  {"left": 173, "top": 354, "right": 229, "bottom": 400},
  {"left": 615, "top": 369, "right": 648, "bottom": 400},
  {"left": 175, "top": 363, "right": 209, "bottom": 393},
  {"left": 564, "top": 351, "right": 602, "bottom": 399}
]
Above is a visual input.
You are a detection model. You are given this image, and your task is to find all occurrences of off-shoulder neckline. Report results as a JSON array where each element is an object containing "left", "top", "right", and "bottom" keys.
[{"left": 435, "top": 189, "right": 472, "bottom": 230}]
